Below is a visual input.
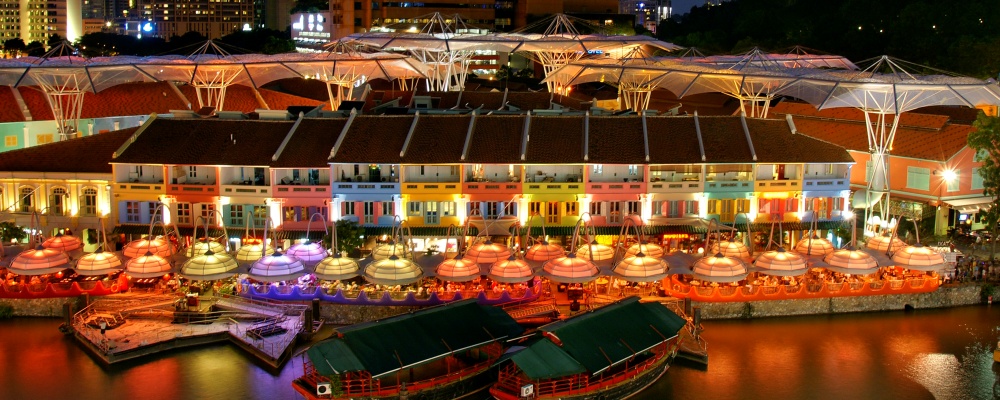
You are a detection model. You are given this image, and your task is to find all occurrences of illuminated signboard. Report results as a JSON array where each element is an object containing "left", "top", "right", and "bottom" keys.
[{"left": 291, "top": 12, "right": 331, "bottom": 42}]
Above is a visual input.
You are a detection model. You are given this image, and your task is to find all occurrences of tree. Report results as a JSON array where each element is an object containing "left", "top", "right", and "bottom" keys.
[
  {"left": 47, "top": 33, "right": 63, "bottom": 47},
  {"left": 25, "top": 41, "right": 44, "bottom": 57},
  {"left": 967, "top": 112, "right": 1000, "bottom": 258},
  {"left": 3, "top": 38, "right": 25, "bottom": 57},
  {"left": 0, "top": 221, "right": 27, "bottom": 243},
  {"left": 323, "top": 219, "right": 365, "bottom": 257}
]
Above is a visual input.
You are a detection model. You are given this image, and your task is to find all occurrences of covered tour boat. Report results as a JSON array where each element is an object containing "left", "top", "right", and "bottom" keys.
[
  {"left": 491, "top": 297, "right": 687, "bottom": 400},
  {"left": 293, "top": 299, "right": 524, "bottom": 399}
]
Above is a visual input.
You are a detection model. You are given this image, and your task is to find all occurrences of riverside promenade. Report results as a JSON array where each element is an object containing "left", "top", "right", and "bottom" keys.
[{"left": 68, "top": 292, "right": 308, "bottom": 371}]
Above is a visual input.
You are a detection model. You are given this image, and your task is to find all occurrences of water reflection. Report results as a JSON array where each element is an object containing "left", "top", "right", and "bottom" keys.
[{"left": 0, "top": 306, "right": 997, "bottom": 400}]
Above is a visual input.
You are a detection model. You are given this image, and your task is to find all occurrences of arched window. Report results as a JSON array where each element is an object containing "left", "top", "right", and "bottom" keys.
[
  {"left": 81, "top": 188, "right": 98, "bottom": 217},
  {"left": 19, "top": 187, "right": 33, "bottom": 213},
  {"left": 50, "top": 187, "right": 67, "bottom": 216}
]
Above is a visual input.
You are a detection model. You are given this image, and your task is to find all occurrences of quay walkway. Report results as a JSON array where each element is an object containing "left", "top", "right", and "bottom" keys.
[{"left": 68, "top": 292, "right": 307, "bottom": 371}]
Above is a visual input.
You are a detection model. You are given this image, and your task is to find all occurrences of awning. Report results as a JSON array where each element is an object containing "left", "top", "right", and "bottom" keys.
[
  {"left": 112, "top": 224, "right": 227, "bottom": 239},
  {"left": 509, "top": 338, "right": 586, "bottom": 380},
  {"left": 512, "top": 297, "right": 686, "bottom": 378},
  {"left": 943, "top": 196, "right": 994, "bottom": 214},
  {"left": 305, "top": 299, "right": 523, "bottom": 378}
]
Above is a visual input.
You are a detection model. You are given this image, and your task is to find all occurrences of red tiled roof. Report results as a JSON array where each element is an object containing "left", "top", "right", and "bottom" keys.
[
  {"left": 524, "top": 116, "right": 584, "bottom": 164},
  {"left": 465, "top": 115, "right": 525, "bottom": 164},
  {"left": 272, "top": 118, "right": 348, "bottom": 168},
  {"left": 460, "top": 91, "right": 505, "bottom": 110},
  {"left": 259, "top": 88, "right": 323, "bottom": 111},
  {"left": 771, "top": 102, "right": 975, "bottom": 161},
  {"left": 264, "top": 78, "right": 329, "bottom": 102},
  {"left": 18, "top": 86, "right": 54, "bottom": 121},
  {"left": 403, "top": 115, "right": 471, "bottom": 164},
  {"left": 506, "top": 92, "right": 552, "bottom": 111},
  {"left": 646, "top": 117, "right": 703, "bottom": 164},
  {"left": 330, "top": 115, "right": 413, "bottom": 163},
  {"left": 114, "top": 118, "right": 294, "bottom": 165},
  {"left": 0, "top": 86, "right": 25, "bottom": 122},
  {"left": 745, "top": 119, "right": 854, "bottom": 163},
  {"left": 81, "top": 81, "right": 188, "bottom": 118},
  {"left": 0, "top": 128, "right": 137, "bottom": 173},
  {"left": 220, "top": 85, "right": 262, "bottom": 113},
  {"left": 588, "top": 117, "right": 645, "bottom": 164},
  {"left": 697, "top": 116, "right": 755, "bottom": 163}
]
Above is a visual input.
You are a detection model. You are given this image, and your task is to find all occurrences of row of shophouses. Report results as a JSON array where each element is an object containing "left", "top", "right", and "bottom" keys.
[{"left": 0, "top": 104, "right": 985, "bottom": 254}]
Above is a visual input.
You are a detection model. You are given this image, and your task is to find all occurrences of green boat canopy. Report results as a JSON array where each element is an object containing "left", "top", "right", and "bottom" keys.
[
  {"left": 306, "top": 299, "right": 524, "bottom": 378},
  {"left": 509, "top": 297, "right": 686, "bottom": 380}
]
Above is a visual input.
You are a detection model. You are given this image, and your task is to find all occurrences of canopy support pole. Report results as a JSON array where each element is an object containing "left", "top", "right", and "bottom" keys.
[
  {"left": 862, "top": 110, "right": 901, "bottom": 239},
  {"left": 36, "top": 73, "right": 86, "bottom": 139}
]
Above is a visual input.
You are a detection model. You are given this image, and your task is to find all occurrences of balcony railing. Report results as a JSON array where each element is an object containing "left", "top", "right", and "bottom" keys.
[
  {"left": 332, "top": 182, "right": 400, "bottom": 193},
  {"left": 803, "top": 178, "right": 848, "bottom": 188},
  {"left": 705, "top": 180, "right": 753, "bottom": 191},
  {"left": 463, "top": 182, "right": 521, "bottom": 193},
  {"left": 756, "top": 180, "right": 801, "bottom": 190},
  {"left": 117, "top": 183, "right": 164, "bottom": 191},
  {"left": 402, "top": 182, "right": 460, "bottom": 192},
  {"left": 523, "top": 182, "right": 583, "bottom": 193},
  {"left": 221, "top": 183, "right": 270, "bottom": 195},
  {"left": 587, "top": 182, "right": 645, "bottom": 193}
]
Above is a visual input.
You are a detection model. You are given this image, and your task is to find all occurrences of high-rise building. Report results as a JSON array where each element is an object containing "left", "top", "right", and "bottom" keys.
[
  {"left": 0, "top": 0, "right": 82, "bottom": 43},
  {"left": 127, "top": 0, "right": 254, "bottom": 39},
  {"left": 254, "top": 0, "right": 293, "bottom": 31},
  {"left": 619, "top": 0, "right": 670, "bottom": 33}
]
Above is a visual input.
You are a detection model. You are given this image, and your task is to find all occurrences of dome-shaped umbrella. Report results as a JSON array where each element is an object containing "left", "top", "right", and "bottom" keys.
[
  {"left": 613, "top": 251, "right": 669, "bottom": 282},
  {"left": 372, "top": 242, "right": 408, "bottom": 260},
  {"left": 181, "top": 249, "right": 239, "bottom": 281},
  {"left": 794, "top": 235, "right": 835, "bottom": 257},
  {"left": 524, "top": 242, "right": 565, "bottom": 269},
  {"left": 465, "top": 239, "right": 512, "bottom": 265},
  {"left": 314, "top": 253, "right": 360, "bottom": 281},
  {"left": 753, "top": 247, "right": 808, "bottom": 276},
  {"left": 364, "top": 255, "right": 423, "bottom": 285},
  {"left": 76, "top": 251, "right": 123, "bottom": 276},
  {"left": 575, "top": 241, "right": 615, "bottom": 268},
  {"left": 123, "top": 236, "right": 174, "bottom": 259},
  {"left": 489, "top": 254, "right": 535, "bottom": 283},
  {"left": 865, "top": 235, "right": 906, "bottom": 253},
  {"left": 891, "top": 244, "right": 946, "bottom": 271},
  {"left": 124, "top": 251, "right": 173, "bottom": 278},
  {"left": 42, "top": 232, "right": 83, "bottom": 259},
  {"left": 691, "top": 253, "right": 750, "bottom": 283},
  {"left": 175, "top": 239, "right": 227, "bottom": 264},
  {"left": 543, "top": 253, "right": 600, "bottom": 283},
  {"left": 9, "top": 245, "right": 71, "bottom": 275},
  {"left": 73, "top": 218, "right": 122, "bottom": 276},
  {"left": 822, "top": 248, "right": 879, "bottom": 275},
  {"left": 435, "top": 256, "right": 481, "bottom": 282},
  {"left": 314, "top": 225, "right": 360, "bottom": 281},
  {"left": 625, "top": 242, "right": 665, "bottom": 259},
  {"left": 236, "top": 239, "right": 275, "bottom": 266},
  {"left": 286, "top": 213, "right": 329, "bottom": 267},
  {"left": 248, "top": 251, "right": 307, "bottom": 282},
  {"left": 709, "top": 240, "right": 752, "bottom": 262}
]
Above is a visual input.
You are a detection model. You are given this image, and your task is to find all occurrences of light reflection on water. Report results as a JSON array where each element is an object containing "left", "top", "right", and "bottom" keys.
[{"left": 1, "top": 305, "right": 998, "bottom": 400}]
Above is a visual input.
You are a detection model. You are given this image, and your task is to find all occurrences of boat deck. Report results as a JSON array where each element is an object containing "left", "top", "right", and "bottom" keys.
[{"left": 69, "top": 292, "right": 307, "bottom": 371}]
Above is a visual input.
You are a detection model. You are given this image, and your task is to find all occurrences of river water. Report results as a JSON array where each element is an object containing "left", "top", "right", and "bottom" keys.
[{"left": 2, "top": 305, "right": 998, "bottom": 400}]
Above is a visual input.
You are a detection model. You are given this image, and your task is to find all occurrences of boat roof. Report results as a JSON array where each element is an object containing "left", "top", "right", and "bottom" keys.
[
  {"left": 509, "top": 297, "right": 686, "bottom": 380},
  {"left": 305, "top": 299, "right": 523, "bottom": 378}
]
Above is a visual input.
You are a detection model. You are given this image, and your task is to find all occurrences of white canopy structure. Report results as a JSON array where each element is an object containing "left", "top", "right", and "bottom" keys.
[
  {"left": 783, "top": 56, "right": 1000, "bottom": 225},
  {"left": 693, "top": 46, "right": 858, "bottom": 70}
]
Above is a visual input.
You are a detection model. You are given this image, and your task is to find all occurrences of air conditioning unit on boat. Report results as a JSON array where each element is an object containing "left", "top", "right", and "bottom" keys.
[
  {"left": 316, "top": 382, "right": 332, "bottom": 396},
  {"left": 520, "top": 384, "right": 534, "bottom": 397}
]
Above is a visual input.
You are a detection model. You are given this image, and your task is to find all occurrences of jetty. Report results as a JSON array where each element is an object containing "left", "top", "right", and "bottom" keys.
[{"left": 67, "top": 292, "right": 308, "bottom": 371}]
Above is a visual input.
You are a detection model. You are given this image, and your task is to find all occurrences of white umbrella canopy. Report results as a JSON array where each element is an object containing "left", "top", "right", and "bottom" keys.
[
  {"left": 124, "top": 252, "right": 173, "bottom": 279},
  {"left": 313, "top": 254, "right": 360, "bottom": 281},
  {"left": 75, "top": 251, "right": 124, "bottom": 276},
  {"left": 434, "top": 256, "right": 481, "bottom": 283},
  {"left": 542, "top": 253, "right": 600, "bottom": 284},
  {"left": 782, "top": 56, "right": 1000, "bottom": 114},
  {"left": 524, "top": 242, "right": 566, "bottom": 270},
  {"left": 866, "top": 235, "right": 907, "bottom": 253},
  {"left": 612, "top": 252, "right": 669, "bottom": 283},
  {"left": 180, "top": 250, "right": 240, "bottom": 281},
  {"left": 489, "top": 255, "right": 535, "bottom": 283},
  {"left": 709, "top": 240, "right": 753, "bottom": 263},
  {"left": 891, "top": 244, "right": 947, "bottom": 272},
  {"left": 248, "top": 251, "right": 307, "bottom": 282},
  {"left": 753, "top": 248, "right": 808, "bottom": 277},
  {"left": 363, "top": 255, "right": 423, "bottom": 285},
  {"left": 821, "top": 248, "right": 880, "bottom": 275},
  {"left": 794, "top": 235, "right": 835, "bottom": 257},
  {"left": 8, "top": 246, "right": 72, "bottom": 276},
  {"left": 691, "top": 253, "right": 749, "bottom": 283}
]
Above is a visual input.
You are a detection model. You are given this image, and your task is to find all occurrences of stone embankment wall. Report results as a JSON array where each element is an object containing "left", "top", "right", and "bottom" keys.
[
  {"left": 1, "top": 297, "right": 81, "bottom": 317},
  {"left": 317, "top": 303, "right": 421, "bottom": 326},
  {"left": 696, "top": 285, "right": 985, "bottom": 320}
]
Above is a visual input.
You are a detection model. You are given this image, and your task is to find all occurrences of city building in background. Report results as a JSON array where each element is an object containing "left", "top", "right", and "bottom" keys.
[
  {"left": 255, "top": 0, "right": 294, "bottom": 31},
  {"left": 0, "top": 0, "right": 83, "bottom": 43},
  {"left": 126, "top": 0, "right": 254, "bottom": 39},
  {"left": 619, "top": 0, "right": 670, "bottom": 33}
]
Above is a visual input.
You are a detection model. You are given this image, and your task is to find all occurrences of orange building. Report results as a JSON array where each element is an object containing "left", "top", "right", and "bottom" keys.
[{"left": 770, "top": 102, "right": 985, "bottom": 235}]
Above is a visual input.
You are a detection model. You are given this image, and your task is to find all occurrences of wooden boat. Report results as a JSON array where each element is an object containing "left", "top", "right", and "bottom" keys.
[
  {"left": 292, "top": 299, "right": 524, "bottom": 400},
  {"left": 490, "top": 297, "right": 687, "bottom": 400}
]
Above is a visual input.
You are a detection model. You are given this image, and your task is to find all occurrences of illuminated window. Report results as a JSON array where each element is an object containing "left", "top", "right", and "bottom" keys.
[
  {"left": 49, "top": 187, "right": 66, "bottom": 216},
  {"left": 4, "top": 135, "right": 16, "bottom": 147},
  {"left": 176, "top": 202, "right": 191, "bottom": 225},
  {"left": 36, "top": 133, "right": 53, "bottom": 144}
]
